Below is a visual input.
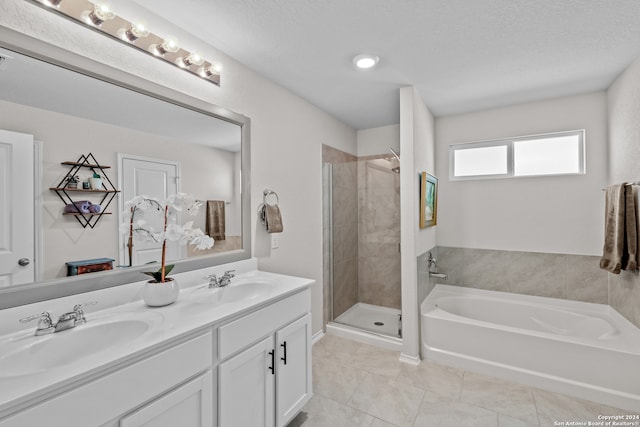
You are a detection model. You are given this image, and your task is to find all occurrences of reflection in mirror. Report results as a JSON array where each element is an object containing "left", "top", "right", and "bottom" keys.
[{"left": 0, "top": 45, "right": 248, "bottom": 295}]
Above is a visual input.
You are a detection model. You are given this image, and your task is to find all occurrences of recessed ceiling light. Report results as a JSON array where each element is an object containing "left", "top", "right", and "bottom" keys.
[{"left": 353, "top": 54, "right": 379, "bottom": 69}]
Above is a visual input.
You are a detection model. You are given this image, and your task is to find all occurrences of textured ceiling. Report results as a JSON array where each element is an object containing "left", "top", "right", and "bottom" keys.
[{"left": 131, "top": 0, "right": 640, "bottom": 130}]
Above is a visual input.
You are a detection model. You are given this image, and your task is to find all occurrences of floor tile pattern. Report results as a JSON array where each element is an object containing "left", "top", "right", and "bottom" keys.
[{"left": 288, "top": 335, "right": 635, "bottom": 427}]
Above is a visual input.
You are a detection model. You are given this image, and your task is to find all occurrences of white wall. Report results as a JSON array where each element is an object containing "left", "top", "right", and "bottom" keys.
[
  {"left": 399, "top": 87, "right": 436, "bottom": 362},
  {"left": 357, "top": 124, "right": 400, "bottom": 157},
  {"left": 608, "top": 57, "right": 640, "bottom": 184},
  {"left": 435, "top": 92, "right": 608, "bottom": 255},
  {"left": 0, "top": 0, "right": 357, "bottom": 334}
]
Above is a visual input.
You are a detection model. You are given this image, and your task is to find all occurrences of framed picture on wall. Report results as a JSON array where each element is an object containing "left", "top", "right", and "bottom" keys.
[{"left": 420, "top": 172, "right": 438, "bottom": 228}]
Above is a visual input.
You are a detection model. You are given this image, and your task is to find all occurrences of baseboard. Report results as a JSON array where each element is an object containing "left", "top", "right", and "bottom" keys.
[
  {"left": 399, "top": 353, "right": 421, "bottom": 365},
  {"left": 312, "top": 329, "right": 325, "bottom": 345}
]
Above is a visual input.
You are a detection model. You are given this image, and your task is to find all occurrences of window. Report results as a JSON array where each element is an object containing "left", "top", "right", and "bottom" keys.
[{"left": 449, "top": 130, "right": 585, "bottom": 180}]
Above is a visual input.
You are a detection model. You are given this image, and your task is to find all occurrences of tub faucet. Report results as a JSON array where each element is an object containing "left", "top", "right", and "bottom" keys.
[
  {"left": 427, "top": 251, "right": 447, "bottom": 280},
  {"left": 427, "top": 251, "right": 437, "bottom": 269}
]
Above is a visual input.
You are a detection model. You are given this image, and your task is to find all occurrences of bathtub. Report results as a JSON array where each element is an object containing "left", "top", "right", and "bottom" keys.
[{"left": 421, "top": 285, "right": 640, "bottom": 411}]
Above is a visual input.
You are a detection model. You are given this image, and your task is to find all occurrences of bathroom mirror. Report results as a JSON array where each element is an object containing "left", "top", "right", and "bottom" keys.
[{"left": 0, "top": 29, "right": 251, "bottom": 308}]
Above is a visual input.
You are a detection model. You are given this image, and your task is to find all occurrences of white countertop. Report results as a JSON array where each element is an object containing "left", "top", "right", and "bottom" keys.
[{"left": 0, "top": 258, "right": 313, "bottom": 417}]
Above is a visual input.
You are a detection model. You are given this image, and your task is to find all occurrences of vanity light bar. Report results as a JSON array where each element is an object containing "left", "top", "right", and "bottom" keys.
[{"left": 29, "top": 0, "right": 222, "bottom": 86}]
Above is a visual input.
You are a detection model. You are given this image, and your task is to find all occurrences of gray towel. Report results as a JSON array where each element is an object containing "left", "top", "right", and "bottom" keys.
[
  {"left": 265, "top": 204, "right": 283, "bottom": 233},
  {"left": 206, "top": 200, "right": 225, "bottom": 240},
  {"left": 600, "top": 184, "right": 638, "bottom": 273}
]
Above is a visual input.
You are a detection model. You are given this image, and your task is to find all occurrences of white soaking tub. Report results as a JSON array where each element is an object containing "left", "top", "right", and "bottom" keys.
[{"left": 421, "top": 284, "right": 640, "bottom": 411}]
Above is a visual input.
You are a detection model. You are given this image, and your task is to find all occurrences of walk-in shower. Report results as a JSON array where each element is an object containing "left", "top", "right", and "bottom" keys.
[{"left": 322, "top": 146, "right": 402, "bottom": 348}]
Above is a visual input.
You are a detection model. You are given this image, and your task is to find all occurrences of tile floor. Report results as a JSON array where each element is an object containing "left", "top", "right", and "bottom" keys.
[{"left": 288, "top": 334, "right": 636, "bottom": 427}]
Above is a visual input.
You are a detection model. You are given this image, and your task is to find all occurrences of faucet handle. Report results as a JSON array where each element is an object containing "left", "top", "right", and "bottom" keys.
[
  {"left": 204, "top": 273, "right": 217, "bottom": 280},
  {"left": 73, "top": 301, "right": 97, "bottom": 325},
  {"left": 19, "top": 312, "right": 54, "bottom": 335},
  {"left": 223, "top": 270, "right": 236, "bottom": 278}
]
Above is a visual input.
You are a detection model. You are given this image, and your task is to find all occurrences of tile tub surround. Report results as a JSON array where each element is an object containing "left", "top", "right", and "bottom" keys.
[
  {"left": 288, "top": 335, "right": 633, "bottom": 427},
  {"left": 433, "top": 246, "right": 609, "bottom": 301}
]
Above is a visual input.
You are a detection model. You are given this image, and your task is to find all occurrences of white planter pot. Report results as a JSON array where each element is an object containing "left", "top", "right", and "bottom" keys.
[
  {"left": 89, "top": 177, "right": 103, "bottom": 190},
  {"left": 142, "top": 278, "right": 179, "bottom": 307}
]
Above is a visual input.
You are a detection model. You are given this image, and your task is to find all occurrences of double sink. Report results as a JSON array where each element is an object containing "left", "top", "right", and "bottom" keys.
[{"left": 0, "top": 273, "right": 279, "bottom": 379}]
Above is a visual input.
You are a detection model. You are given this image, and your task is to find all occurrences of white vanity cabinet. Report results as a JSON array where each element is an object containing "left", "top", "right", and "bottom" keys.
[
  {"left": 0, "top": 331, "right": 213, "bottom": 427},
  {"left": 119, "top": 372, "right": 213, "bottom": 427},
  {"left": 217, "top": 289, "right": 312, "bottom": 427}
]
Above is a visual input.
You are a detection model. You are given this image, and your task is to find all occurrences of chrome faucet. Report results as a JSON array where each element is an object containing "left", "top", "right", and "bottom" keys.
[
  {"left": 204, "top": 270, "right": 236, "bottom": 288},
  {"left": 19, "top": 301, "right": 97, "bottom": 336}
]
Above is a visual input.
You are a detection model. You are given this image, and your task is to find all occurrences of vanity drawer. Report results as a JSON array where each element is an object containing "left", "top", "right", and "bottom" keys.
[
  {"left": 0, "top": 331, "right": 212, "bottom": 427},
  {"left": 218, "top": 289, "right": 310, "bottom": 360}
]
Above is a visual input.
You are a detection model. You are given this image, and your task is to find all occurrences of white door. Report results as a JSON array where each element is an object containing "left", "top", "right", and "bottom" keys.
[
  {"left": 0, "top": 129, "right": 35, "bottom": 286},
  {"left": 218, "top": 336, "right": 275, "bottom": 427},
  {"left": 119, "top": 373, "right": 213, "bottom": 427},
  {"left": 276, "top": 314, "right": 312, "bottom": 426},
  {"left": 119, "top": 155, "right": 180, "bottom": 267}
]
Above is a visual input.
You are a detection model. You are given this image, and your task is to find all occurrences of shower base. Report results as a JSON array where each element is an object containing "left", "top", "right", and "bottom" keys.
[{"left": 328, "top": 303, "right": 402, "bottom": 351}]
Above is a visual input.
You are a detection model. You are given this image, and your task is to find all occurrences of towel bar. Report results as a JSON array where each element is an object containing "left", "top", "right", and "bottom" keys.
[{"left": 601, "top": 181, "right": 640, "bottom": 191}]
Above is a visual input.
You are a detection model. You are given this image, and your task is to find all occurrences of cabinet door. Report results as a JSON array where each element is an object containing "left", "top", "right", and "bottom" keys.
[
  {"left": 219, "top": 336, "right": 275, "bottom": 427},
  {"left": 276, "top": 314, "right": 312, "bottom": 427},
  {"left": 119, "top": 372, "right": 213, "bottom": 427}
]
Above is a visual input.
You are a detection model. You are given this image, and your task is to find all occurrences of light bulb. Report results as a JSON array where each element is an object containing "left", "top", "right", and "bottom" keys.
[
  {"left": 198, "top": 63, "right": 222, "bottom": 78},
  {"left": 176, "top": 51, "right": 205, "bottom": 68},
  {"left": 82, "top": 3, "right": 115, "bottom": 27},
  {"left": 149, "top": 36, "right": 180, "bottom": 57},
  {"left": 42, "top": 0, "right": 63, "bottom": 7},
  {"left": 118, "top": 21, "right": 150, "bottom": 43},
  {"left": 353, "top": 54, "right": 379, "bottom": 69}
]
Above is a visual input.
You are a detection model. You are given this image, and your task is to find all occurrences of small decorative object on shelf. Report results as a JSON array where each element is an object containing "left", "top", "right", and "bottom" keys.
[
  {"left": 66, "top": 258, "right": 115, "bottom": 276},
  {"left": 50, "top": 153, "right": 120, "bottom": 229},
  {"left": 65, "top": 175, "right": 80, "bottom": 189},
  {"left": 89, "top": 172, "right": 103, "bottom": 190},
  {"left": 122, "top": 193, "right": 215, "bottom": 307}
]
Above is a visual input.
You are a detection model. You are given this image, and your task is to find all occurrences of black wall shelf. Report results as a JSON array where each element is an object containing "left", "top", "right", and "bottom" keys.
[{"left": 50, "top": 153, "right": 120, "bottom": 229}]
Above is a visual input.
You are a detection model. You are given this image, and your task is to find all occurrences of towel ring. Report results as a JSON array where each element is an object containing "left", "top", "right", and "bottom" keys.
[
  {"left": 263, "top": 189, "right": 279, "bottom": 206},
  {"left": 258, "top": 189, "right": 280, "bottom": 226}
]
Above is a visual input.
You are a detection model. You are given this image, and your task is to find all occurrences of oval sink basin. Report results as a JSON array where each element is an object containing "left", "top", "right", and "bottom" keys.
[
  {"left": 187, "top": 278, "right": 277, "bottom": 304},
  {"left": 0, "top": 311, "right": 163, "bottom": 378}
]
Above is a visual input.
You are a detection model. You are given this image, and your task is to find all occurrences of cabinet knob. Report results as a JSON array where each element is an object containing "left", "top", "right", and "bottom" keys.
[{"left": 18, "top": 258, "right": 30, "bottom": 266}]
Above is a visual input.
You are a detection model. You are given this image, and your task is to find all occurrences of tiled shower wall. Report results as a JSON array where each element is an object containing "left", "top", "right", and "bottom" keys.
[
  {"left": 322, "top": 145, "right": 359, "bottom": 324},
  {"left": 357, "top": 157, "right": 401, "bottom": 310}
]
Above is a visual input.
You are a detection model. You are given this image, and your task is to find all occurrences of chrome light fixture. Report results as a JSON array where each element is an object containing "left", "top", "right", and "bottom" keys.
[{"left": 31, "top": 0, "right": 222, "bottom": 86}]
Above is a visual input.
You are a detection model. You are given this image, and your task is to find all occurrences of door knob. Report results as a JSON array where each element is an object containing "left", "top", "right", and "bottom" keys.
[{"left": 18, "top": 258, "right": 30, "bottom": 266}]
